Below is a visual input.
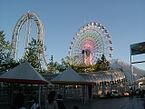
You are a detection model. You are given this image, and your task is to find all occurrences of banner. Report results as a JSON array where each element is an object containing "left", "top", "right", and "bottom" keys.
[{"left": 130, "top": 42, "right": 145, "bottom": 55}]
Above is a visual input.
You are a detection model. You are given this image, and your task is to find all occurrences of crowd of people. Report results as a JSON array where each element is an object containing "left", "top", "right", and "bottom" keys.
[{"left": 11, "top": 89, "right": 79, "bottom": 109}]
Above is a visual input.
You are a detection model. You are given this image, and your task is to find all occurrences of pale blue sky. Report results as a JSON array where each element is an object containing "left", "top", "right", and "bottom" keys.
[{"left": 0, "top": 0, "right": 145, "bottom": 69}]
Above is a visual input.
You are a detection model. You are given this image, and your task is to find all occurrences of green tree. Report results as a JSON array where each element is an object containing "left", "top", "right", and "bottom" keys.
[
  {"left": 47, "top": 56, "right": 67, "bottom": 73},
  {"left": 21, "top": 38, "right": 43, "bottom": 72},
  {"left": 0, "top": 30, "right": 19, "bottom": 72},
  {"left": 0, "top": 59, "right": 19, "bottom": 72},
  {"left": 94, "top": 54, "right": 110, "bottom": 71},
  {"left": 47, "top": 55, "right": 60, "bottom": 73},
  {"left": 61, "top": 58, "right": 70, "bottom": 69},
  {"left": 71, "top": 64, "right": 85, "bottom": 73},
  {"left": 0, "top": 31, "right": 10, "bottom": 64}
]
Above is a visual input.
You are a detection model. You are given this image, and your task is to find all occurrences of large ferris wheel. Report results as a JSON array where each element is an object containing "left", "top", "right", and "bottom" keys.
[
  {"left": 68, "top": 22, "right": 113, "bottom": 66},
  {"left": 11, "top": 11, "right": 47, "bottom": 68}
]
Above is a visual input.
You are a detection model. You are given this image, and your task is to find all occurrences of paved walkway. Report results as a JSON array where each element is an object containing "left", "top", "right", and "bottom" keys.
[
  {"left": 0, "top": 96, "right": 144, "bottom": 109},
  {"left": 64, "top": 97, "right": 144, "bottom": 109}
]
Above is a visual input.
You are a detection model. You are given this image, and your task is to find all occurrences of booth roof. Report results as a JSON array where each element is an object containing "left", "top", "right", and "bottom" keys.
[
  {"left": 51, "top": 68, "right": 92, "bottom": 84},
  {"left": 0, "top": 62, "right": 48, "bottom": 84}
]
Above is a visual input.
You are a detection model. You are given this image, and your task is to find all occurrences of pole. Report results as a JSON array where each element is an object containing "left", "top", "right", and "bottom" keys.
[
  {"left": 110, "top": 70, "right": 113, "bottom": 93},
  {"left": 130, "top": 48, "right": 134, "bottom": 95},
  {"left": 38, "top": 85, "right": 41, "bottom": 108}
]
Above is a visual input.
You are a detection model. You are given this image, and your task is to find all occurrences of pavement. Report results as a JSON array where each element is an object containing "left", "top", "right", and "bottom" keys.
[
  {"left": 64, "top": 97, "right": 145, "bottom": 109},
  {"left": 0, "top": 96, "right": 144, "bottom": 109}
]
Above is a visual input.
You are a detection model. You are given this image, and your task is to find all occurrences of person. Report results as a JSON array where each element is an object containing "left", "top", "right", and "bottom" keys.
[
  {"left": 31, "top": 98, "right": 39, "bottom": 109},
  {"left": 45, "top": 91, "right": 58, "bottom": 109},
  {"left": 12, "top": 88, "right": 25, "bottom": 109},
  {"left": 56, "top": 94, "right": 66, "bottom": 109}
]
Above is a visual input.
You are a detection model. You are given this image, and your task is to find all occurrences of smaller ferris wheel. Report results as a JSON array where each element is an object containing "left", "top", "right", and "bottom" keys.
[{"left": 68, "top": 22, "right": 113, "bottom": 66}]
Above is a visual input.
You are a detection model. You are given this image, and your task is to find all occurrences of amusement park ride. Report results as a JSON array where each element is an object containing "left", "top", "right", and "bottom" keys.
[
  {"left": 10, "top": 11, "right": 144, "bottom": 96},
  {"left": 68, "top": 22, "right": 113, "bottom": 66},
  {"left": 10, "top": 11, "right": 113, "bottom": 70},
  {"left": 10, "top": 11, "right": 47, "bottom": 69}
]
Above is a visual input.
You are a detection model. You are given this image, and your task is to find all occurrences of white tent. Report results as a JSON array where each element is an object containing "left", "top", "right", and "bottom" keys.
[
  {"left": 51, "top": 68, "right": 91, "bottom": 102},
  {"left": 0, "top": 61, "right": 48, "bottom": 84},
  {"left": 51, "top": 68, "right": 87, "bottom": 84},
  {"left": 0, "top": 62, "right": 48, "bottom": 106}
]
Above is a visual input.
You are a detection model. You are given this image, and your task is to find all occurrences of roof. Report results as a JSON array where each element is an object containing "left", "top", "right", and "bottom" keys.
[
  {"left": 51, "top": 68, "right": 90, "bottom": 84},
  {"left": 0, "top": 62, "right": 48, "bottom": 84},
  {"left": 80, "top": 70, "right": 125, "bottom": 83}
]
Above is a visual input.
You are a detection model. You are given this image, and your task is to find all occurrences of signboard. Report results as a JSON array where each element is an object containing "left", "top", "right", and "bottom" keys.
[{"left": 130, "top": 42, "right": 145, "bottom": 55}]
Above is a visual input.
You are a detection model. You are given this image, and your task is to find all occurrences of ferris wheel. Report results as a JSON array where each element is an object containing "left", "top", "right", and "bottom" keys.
[
  {"left": 68, "top": 22, "right": 113, "bottom": 66},
  {"left": 11, "top": 11, "right": 47, "bottom": 68}
]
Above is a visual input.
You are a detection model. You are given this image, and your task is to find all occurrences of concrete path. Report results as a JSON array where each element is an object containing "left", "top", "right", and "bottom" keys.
[{"left": 64, "top": 97, "right": 144, "bottom": 109}]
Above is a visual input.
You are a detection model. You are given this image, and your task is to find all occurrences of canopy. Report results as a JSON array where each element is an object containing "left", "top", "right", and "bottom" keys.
[
  {"left": 0, "top": 62, "right": 48, "bottom": 84},
  {"left": 80, "top": 70, "right": 125, "bottom": 83},
  {"left": 51, "top": 68, "right": 90, "bottom": 84}
]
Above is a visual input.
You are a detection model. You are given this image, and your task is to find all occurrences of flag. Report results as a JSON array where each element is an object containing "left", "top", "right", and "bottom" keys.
[{"left": 130, "top": 42, "right": 145, "bottom": 55}]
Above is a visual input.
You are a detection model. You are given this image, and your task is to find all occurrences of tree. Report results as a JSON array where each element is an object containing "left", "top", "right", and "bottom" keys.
[
  {"left": 71, "top": 64, "right": 86, "bottom": 73},
  {"left": 47, "top": 55, "right": 59, "bottom": 73},
  {"left": 0, "top": 59, "right": 19, "bottom": 72},
  {"left": 0, "top": 30, "right": 19, "bottom": 72},
  {"left": 21, "top": 38, "right": 43, "bottom": 72},
  {"left": 61, "top": 58, "right": 70, "bottom": 69},
  {"left": 47, "top": 56, "right": 68, "bottom": 73},
  {"left": 0, "top": 30, "right": 10, "bottom": 64},
  {"left": 94, "top": 54, "right": 110, "bottom": 71}
]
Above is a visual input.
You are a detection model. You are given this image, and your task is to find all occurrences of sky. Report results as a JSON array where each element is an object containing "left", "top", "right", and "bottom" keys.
[{"left": 0, "top": 0, "right": 145, "bottom": 70}]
